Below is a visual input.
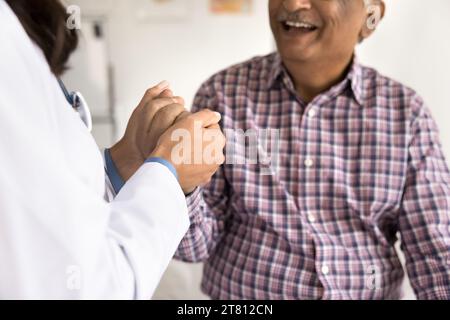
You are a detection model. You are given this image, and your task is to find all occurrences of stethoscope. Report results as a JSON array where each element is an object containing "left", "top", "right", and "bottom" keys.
[{"left": 58, "top": 79, "right": 93, "bottom": 132}]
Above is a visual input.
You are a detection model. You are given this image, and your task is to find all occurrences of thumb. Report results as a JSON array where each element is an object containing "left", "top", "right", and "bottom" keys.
[{"left": 191, "top": 109, "right": 221, "bottom": 128}]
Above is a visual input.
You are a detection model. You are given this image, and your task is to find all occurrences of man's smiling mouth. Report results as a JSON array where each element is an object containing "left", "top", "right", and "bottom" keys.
[{"left": 281, "top": 20, "right": 318, "bottom": 33}]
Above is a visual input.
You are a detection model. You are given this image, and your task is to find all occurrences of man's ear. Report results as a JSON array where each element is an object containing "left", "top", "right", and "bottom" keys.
[{"left": 359, "top": 0, "right": 385, "bottom": 42}]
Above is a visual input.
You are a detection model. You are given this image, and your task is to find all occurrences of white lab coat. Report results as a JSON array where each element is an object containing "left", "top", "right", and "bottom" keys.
[{"left": 0, "top": 0, "right": 189, "bottom": 299}]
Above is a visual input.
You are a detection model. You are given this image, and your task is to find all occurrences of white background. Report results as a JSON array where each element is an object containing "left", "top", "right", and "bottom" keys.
[{"left": 65, "top": 0, "right": 450, "bottom": 299}]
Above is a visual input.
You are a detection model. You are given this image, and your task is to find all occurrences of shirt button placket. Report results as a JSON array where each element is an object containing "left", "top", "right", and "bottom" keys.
[
  {"left": 304, "top": 106, "right": 318, "bottom": 226},
  {"left": 307, "top": 213, "right": 316, "bottom": 223},
  {"left": 304, "top": 107, "right": 317, "bottom": 169},
  {"left": 321, "top": 265, "right": 330, "bottom": 275},
  {"left": 308, "top": 108, "right": 317, "bottom": 118},
  {"left": 304, "top": 158, "right": 314, "bottom": 168}
]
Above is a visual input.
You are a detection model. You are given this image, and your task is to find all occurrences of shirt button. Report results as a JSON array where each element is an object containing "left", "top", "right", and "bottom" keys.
[
  {"left": 304, "top": 158, "right": 314, "bottom": 168},
  {"left": 307, "top": 214, "right": 316, "bottom": 223},
  {"left": 308, "top": 109, "right": 317, "bottom": 118},
  {"left": 321, "top": 266, "right": 330, "bottom": 275}
]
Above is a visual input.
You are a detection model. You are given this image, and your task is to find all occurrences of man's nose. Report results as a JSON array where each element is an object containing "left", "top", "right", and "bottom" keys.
[{"left": 282, "top": 0, "right": 312, "bottom": 12}]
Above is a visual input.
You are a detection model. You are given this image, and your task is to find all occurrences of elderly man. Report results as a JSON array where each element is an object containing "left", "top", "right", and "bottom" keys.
[{"left": 174, "top": 0, "right": 450, "bottom": 299}]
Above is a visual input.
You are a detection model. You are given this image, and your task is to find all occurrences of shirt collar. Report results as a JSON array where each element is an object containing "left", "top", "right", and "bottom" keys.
[
  {"left": 346, "top": 56, "right": 365, "bottom": 106},
  {"left": 266, "top": 53, "right": 284, "bottom": 90},
  {"left": 266, "top": 53, "right": 365, "bottom": 106}
]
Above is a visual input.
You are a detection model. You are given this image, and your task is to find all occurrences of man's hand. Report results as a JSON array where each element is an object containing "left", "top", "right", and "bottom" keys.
[
  {"left": 150, "top": 109, "right": 226, "bottom": 194},
  {"left": 109, "top": 82, "right": 226, "bottom": 195},
  {"left": 110, "top": 81, "right": 187, "bottom": 181}
]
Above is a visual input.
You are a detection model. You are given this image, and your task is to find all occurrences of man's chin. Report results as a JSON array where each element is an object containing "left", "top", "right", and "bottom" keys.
[{"left": 278, "top": 47, "right": 316, "bottom": 64}]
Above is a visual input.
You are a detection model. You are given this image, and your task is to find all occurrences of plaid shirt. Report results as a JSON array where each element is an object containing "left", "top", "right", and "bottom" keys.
[{"left": 174, "top": 53, "right": 450, "bottom": 300}]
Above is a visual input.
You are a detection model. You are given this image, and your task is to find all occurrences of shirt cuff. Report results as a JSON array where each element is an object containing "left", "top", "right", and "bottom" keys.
[
  {"left": 104, "top": 149, "right": 179, "bottom": 194},
  {"left": 104, "top": 148, "right": 125, "bottom": 194},
  {"left": 145, "top": 157, "right": 178, "bottom": 180}
]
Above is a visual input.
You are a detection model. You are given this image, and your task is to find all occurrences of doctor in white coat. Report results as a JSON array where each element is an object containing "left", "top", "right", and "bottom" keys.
[{"left": 0, "top": 0, "right": 225, "bottom": 299}]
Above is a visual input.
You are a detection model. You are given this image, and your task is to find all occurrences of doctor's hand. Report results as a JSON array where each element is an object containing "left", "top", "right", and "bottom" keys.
[
  {"left": 150, "top": 109, "right": 226, "bottom": 194},
  {"left": 110, "top": 81, "right": 188, "bottom": 181}
]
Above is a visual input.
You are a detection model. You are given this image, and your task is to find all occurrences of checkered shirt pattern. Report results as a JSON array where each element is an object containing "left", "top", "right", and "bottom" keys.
[{"left": 174, "top": 53, "right": 450, "bottom": 300}]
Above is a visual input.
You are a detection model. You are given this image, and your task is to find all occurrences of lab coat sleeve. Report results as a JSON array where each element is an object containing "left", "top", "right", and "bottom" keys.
[{"left": 0, "top": 98, "right": 189, "bottom": 299}]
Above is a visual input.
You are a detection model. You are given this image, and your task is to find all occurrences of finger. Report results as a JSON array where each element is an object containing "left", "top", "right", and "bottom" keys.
[
  {"left": 155, "top": 92, "right": 184, "bottom": 106},
  {"left": 208, "top": 124, "right": 220, "bottom": 129},
  {"left": 204, "top": 125, "right": 226, "bottom": 149},
  {"left": 174, "top": 110, "right": 191, "bottom": 123},
  {"left": 147, "top": 104, "right": 187, "bottom": 150},
  {"left": 207, "top": 125, "right": 226, "bottom": 147},
  {"left": 139, "top": 80, "right": 170, "bottom": 104},
  {"left": 145, "top": 97, "right": 183, "bottom": 124},
  {"left": 171, "top": 96, "right": 185, "bottom": 106},
  {"left": 190, "top": 109, "right": 221, "bottom": 128},
  {"left": 158, "top": 89, "right": 173, "bottom": 98},
  {"left": 152, "top": 104, "right": 187, "bottom": 131}
]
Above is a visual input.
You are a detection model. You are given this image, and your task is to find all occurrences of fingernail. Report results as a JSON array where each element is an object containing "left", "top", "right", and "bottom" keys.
[
  {"left": 214, "top": 112, "right": 222, "bottom": 119},
  {"left": 157, "top": 80, "right": 170, "bottom": 89}
]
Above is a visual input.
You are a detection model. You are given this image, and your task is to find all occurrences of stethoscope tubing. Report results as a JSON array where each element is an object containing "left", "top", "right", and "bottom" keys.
[{"left": 58, "top": 79, "right": 93, "bottom": 132}]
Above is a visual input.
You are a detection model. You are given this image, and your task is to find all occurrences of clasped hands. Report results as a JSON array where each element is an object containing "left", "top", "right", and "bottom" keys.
[{"left": 109, "top": 81, "right": 226, "bottom": 195}]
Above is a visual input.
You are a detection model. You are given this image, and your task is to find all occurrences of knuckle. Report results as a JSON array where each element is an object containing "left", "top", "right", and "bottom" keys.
[
  {"left": 155, "top": 105, "right": 188, "bottom": 125},
  {"left": 145, "top": 88, "right": 156, "bottom": 97},
  {"left": 173, "top": 96, "right": 185, "bottom": 104},
  {"left": 149, "top": 98, "right": 171, "bottom": 110},
  {"left": 160, "top": 112, "right": 174, "bottom": 121},
  {"left": 203, "top": 109, "right": 214, "bottom": 116},
  {"left": 166, "top": 104, "right": 185, "bottom": 118},
  {"left": 185, "top": 116, "right": 196, "bottom": 125},
  {"left": 145, "top": 100, "right": 158, "bottom": 111},
  {"left": 172, "top": 104, "right": 186, "bottom": 114},
  {"left": 156, "top": 103, "right": 175, "bottom": 116},
  {"left": 158, "top": 105, "right": 173, "bottom": 117}
]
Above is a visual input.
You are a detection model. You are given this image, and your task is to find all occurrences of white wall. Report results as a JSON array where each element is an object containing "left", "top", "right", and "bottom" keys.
[
  {"left": 103, "top": 0, "right": 274, "bottom": 136},
  {"left": 66, "top": 0, "right": 450, "bottom": 300}
]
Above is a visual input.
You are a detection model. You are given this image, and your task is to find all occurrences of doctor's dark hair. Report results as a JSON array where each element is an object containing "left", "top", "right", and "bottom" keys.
[{"left": 6, "top": 0, "right": 79, "bottom": 76}]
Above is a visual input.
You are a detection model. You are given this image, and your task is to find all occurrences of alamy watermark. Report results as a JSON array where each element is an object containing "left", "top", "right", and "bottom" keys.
[
  {"left": 66, "top": 5, "right": 82, "bottom": 30},
  {"left": 169, "top": 124, "right": 281, "bottom": 176},
  {"left": 366, "top": 264, "right": 382, "bottom": 291},
  {"left": 364, "top": 0, "right": 382, "bottom": 30}
]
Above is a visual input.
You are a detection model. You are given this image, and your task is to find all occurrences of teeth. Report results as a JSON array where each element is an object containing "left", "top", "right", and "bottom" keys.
[{"left": 285, "top": 21, "right": 315, "bottom": 29}]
